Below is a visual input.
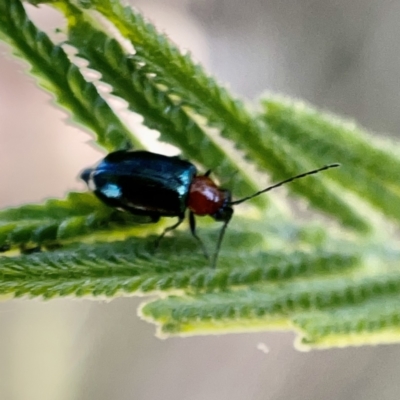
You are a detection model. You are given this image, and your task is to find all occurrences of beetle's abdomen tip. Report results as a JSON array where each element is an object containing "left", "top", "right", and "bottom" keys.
[{"left": 80, "top": 168, "right": 93, "bottom": 184}]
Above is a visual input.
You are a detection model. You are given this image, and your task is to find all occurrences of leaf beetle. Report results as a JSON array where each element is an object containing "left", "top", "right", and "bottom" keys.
[{"left": 81, "top": 150, "right": 339, "bottom": 268}]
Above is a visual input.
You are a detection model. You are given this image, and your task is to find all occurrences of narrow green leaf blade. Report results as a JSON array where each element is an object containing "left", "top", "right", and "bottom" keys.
[
  {"left": 261, "top": 96, "right": 400, "bottom": 225},
  {"left": 0, "top": 0, "right": 141, "bottom": 151},
  {"left": 0, "top": 232, "right": 358, "bottom": 299},
  {"left": 0, "top": 192, "right": 153, "bottom": 249}
]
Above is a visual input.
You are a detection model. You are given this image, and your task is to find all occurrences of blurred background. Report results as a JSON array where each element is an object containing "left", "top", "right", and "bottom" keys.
[{"left": 1, "top": 0, "right": 400, "bottom": 399}]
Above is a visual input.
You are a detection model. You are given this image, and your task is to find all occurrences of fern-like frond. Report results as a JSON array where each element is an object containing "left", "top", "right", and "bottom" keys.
[
  {"left": 0, "top": 192, "right": 153, "bottom": 250},
  {"left": 142, "top": 260, "right": 400, "bottom": 349},
  {"left": 261, "top": 96, "right": 400, "bottom": 225},
  {"left": 0, "top": 230, "right": 358, "bottom": 298},
  {"left": 0, "top": 0, "right": 140, "bottom": 151}
]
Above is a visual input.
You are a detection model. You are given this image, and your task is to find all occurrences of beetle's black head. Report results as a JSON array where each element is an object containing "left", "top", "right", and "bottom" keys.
[
  {"left": 212, "top": 190, "right": 233, "bottom": 222},
  {"left": 80, "top": 168, "right": 93, "bottom": 185},
  {"left": 213, "top": 204, "right": 234, "bottom": 222}
]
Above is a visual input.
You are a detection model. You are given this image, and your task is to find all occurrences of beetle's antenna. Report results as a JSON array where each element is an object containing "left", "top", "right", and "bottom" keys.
[{"left": 229, "top": 163, "right": 340, "bottom": 206}]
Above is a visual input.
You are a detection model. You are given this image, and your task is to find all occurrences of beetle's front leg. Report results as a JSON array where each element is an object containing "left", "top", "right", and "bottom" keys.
[
  {"left": 189, "top": 211, "right": 209, "bottom": 261},
  {"left": 154, "top": 215, "right": 185, "bottom": 250}
]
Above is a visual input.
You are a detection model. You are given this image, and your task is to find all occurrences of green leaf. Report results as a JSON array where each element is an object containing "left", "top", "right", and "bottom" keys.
[
  {"left": 0, "top": 192, "right": 154, "bottom": 249},
  {"left": 0, "top": 0, "right": 141, "bottom": 151},
  {"left": 0, "top": 227, "right": 358, "bottom": 297},
  {"left": 141, "top": 254, "right": 400, "bottom": 350},
  {"left": 261, "top": 95, "right": 400, "bottom": 225}
]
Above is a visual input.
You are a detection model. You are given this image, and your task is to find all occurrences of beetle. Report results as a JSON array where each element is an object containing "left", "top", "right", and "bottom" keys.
[{"left": 80, "top": 150, "right": 339, "bottom": 268}]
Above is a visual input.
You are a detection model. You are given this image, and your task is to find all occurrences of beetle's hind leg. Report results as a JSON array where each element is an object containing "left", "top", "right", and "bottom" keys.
[
  {"left": 189, "top": 211, "right": 210, "bottom": 261},
  {"left": 154, "top": 215, "right": 185, "bottom": 250}
]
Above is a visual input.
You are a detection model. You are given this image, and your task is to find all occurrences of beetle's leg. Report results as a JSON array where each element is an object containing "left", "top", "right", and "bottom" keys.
[
  {"left": 204, "top": 169, "right": 212, "bottom": 177},
  {"left": 211, "top": 207, "right": 234, "bottom": 268},
  {"left": 154, "top": 215, "right": 185, "bottom": 250},
  {"left": 189, "top": 211, "right": 210, "bottom": 261}
]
